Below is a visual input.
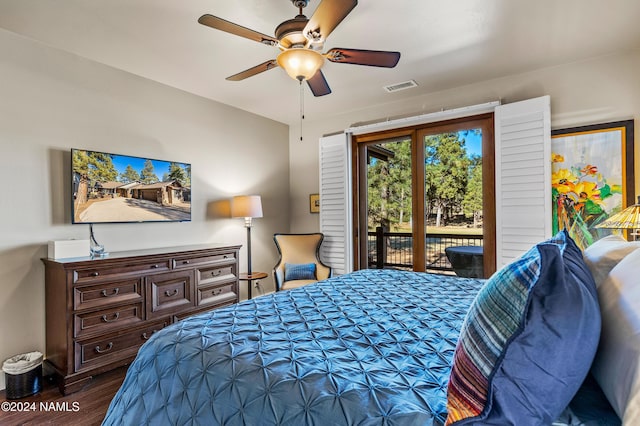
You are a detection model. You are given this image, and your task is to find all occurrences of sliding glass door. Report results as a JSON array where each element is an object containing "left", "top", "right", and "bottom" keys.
[
  {"left": 353, "top": 114, "right": 496, "bottom": 277},
  {"left": 420, "top": 125, "right": 486, "bottom": 277},
  {"left": 361, "top": 137, "right": 413, "bottom": 270}
]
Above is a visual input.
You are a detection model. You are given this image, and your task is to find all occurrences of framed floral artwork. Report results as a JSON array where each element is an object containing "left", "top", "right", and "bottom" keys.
[{"left": 551, "top": 120, "right": 635, "bottom": 249}]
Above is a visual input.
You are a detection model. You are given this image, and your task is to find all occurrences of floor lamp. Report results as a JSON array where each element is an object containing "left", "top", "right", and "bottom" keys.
[{"left": 231, "top": 195, "right": 263, "bottom": 275}]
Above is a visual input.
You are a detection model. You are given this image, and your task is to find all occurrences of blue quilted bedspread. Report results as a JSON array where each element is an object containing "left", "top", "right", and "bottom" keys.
[{"left": 102, "top": 269, "right": 484, "bottom": 426}]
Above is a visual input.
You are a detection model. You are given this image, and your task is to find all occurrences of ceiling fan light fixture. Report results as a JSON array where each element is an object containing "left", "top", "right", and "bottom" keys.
[
  {"left": 277, "top": 48, "right": 324, "bottom": 81},
  {"left": 199, "top": 0, "right": 399, "bottom": 96}
]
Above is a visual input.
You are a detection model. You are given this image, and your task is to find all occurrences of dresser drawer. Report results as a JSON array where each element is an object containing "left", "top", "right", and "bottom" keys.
[
  {"left": 75, "top": 319, "right": 169, "bottom": 372},
  {"left": 197, "top": 265, "right": 236, "bottom": 286},
  {"left": 74, "top": 303, "right": 144, "bottom": 338},
  {"left": 197, "top": 282, "right": 237, "bottom": 307},
  {"left": 172, "top": 252, "right": 236, "bottom": 269},
  {"left": 74, "top": 278, "right": 143, "bottom": 311},
  {"left": 73, "top": 260, "right": 171, "bottom": 284},
  {"left": 146, "top": 270, "right": 194, "bottom": 319}
]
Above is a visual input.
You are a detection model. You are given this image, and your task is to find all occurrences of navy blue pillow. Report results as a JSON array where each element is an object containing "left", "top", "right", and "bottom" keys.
[
  {"left": 447, "top": 230, "right": 601, "bottom": 425},
  {"left": 284, "top": 262, "right": 317, "bottom": 281}
]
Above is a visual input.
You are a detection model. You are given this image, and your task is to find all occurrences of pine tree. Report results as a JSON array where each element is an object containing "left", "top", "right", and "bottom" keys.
[
  {"left": 168, "top": 162, "right": 187, "bottom": 185},
  {"left": 120, "top": 165, "right": 140, "bottom": 183},
  {"left": 87, "top": 152, "right": 118, "bottom": 183},
  {"left": 72, "top": 150, "right": 90, "bottom": 208},
  {"left": 366, "top": 140, "right": 412, "bottom": 231},
  {"left": 424, "top": 133, "right": 470, "bottom": 227},
  {"left": 72, "top": 151, "right": 118, "bottom": 212},
  {"left": 140, "top": 160, "right": 159, "bottom": 184},
  {"left": 463, "top": 162, "right": 483, "bottom": 227}
]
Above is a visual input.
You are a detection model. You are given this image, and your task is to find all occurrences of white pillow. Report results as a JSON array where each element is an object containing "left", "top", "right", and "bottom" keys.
[
  {"left": 583, "top": 235, "right": 640, "bottom": 288},
  {"left": 591, "top": 248, "right": 640, "bottom": 424}
]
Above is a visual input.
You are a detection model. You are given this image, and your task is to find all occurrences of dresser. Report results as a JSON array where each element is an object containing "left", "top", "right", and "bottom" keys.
[{"left": 42, "top": 243, "right": 240, "bottom": 395}]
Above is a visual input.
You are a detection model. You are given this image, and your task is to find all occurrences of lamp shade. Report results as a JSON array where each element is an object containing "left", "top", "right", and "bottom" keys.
[
  {"left": 231, "top": 195, "right": 263, "bottom": 219},
  {"left": 596, "top": 196, "right": 640, "bottom": 230},
  {"left": 277, "top": 48, "right": 324, "bottom": 81},
  {"left": 596, "top": 206, "right": 640, "bottom": 229}
]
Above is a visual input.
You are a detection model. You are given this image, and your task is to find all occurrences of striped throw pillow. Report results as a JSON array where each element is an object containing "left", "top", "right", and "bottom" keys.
[{"left": 446, "top": 230, "right": 600, "bottom": 425}]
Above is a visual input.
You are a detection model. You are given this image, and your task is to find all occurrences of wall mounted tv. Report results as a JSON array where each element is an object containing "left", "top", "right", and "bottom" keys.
[{"left": 71, "top": 148, "right": 191, "bottom": 224}]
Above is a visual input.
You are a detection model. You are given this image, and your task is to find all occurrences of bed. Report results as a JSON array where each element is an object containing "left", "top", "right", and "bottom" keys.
[
  {"left": 103, "top": 231, "right": 627, "bottom": 425},
  {"left": 103, "top": 269, "right": 483, "bottom": 425}
]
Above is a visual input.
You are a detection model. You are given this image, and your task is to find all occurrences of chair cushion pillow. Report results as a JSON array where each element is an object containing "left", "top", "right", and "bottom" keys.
[
  {"left": 284, "top": 262, "right": 317, "bottom": 281},
  {"left": 591, "top": 248, "right": 640, "bottom": 423},
  {"left": 446, "top": 230, "right": 601, "bottom": 425}
]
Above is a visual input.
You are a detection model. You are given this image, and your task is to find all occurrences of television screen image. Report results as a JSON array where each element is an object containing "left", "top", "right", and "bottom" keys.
[{"left": 72, "top": 149, "right": 191, "bottom": 224}]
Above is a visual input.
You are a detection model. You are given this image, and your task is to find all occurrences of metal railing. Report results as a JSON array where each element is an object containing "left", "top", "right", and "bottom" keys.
[{"left": 367, "top": 226, "right": 483, "bottom": 272}]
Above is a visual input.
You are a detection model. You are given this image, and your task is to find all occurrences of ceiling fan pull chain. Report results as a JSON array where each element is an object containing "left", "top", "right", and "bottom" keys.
[{"left": 299, "top": 80, "right": 305, "bottom": 142}]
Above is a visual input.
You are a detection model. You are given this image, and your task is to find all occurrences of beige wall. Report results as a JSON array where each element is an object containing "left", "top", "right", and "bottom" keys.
[
  {"left": 0, "top": 30, "right": 290, "bottom": 390},
  {"left": 1, "top": 24, "right": 639, "bottom": 392},
  {"left": 289, "top": 48, "right": 640, "bottom": 232}
]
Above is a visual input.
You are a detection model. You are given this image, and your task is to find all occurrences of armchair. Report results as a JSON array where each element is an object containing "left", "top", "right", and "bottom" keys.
[{"left": 273, "top": 233, "right": 332, "bottom": 291}]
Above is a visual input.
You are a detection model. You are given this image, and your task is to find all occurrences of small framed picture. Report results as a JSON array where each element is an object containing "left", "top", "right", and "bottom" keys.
[{"left": 309, "top": 194, "right": 320, "bottom": 213}]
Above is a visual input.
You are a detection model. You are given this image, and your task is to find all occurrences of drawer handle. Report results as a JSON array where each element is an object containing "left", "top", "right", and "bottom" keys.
[
  {"left": 212, "top": 289, "right": 223, "bottom": 296},
  {"left": 101, "top": 312, "right": 120, "bottom": 323},
  {"left": 101, "top": 288, "right": 120, "bottom": 297},
  {"left": 95, "top": 342, "right": 113, "bottom": 354},
  {"left": 142, "top": 322, "right": 168, "bottom": 340},
  {"left": 211, "top": 270, "right": 221, "bottom": 277},
  {"left": 223, "top": 255, "right": 228, "bottom": 259},
  {"left": 182, "top": 260, "right": 190, "bottom": 265},
  {"left": 90, "top": 272, "right": 99, "bottom": 277},
  {"left": 142, "top": 331, "right": 157, "bottom": 340},
  {"left": 165, "top": 289, "right": 179, "bottom": 297},
  {"left": 150, "top": 264, "right": 160, "bottom": 269}
]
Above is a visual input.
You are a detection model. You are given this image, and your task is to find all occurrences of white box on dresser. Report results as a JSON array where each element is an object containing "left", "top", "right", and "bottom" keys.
[{"left": 47, "top": 240, "right": 90, "bottom": 259}]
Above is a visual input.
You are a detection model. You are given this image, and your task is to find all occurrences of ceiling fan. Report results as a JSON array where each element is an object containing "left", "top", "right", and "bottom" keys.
[{"left": 198, "top": 0, "right": 401, "bottom": 97}]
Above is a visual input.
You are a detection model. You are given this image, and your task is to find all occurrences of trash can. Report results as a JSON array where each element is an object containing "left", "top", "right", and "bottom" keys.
[{"left": 2, "top": 351, "right": 43, "bottom": 399}]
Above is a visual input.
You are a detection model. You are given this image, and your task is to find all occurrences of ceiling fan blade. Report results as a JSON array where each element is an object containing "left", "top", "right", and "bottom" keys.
[
  {"left": 226, "top": 60, "right": 279, "bottom": 81},
  {"left": 325, "top": 48, "right": 401, "bottom": 68},
  {"left": 307, "top": 70, "right": 332, "bottom": 97},
  {"left": 303, "top": 0, "right": 357, "bottom": 44},
  {"left": 198, "top": 14, "right": 278, "bottom": 46}
]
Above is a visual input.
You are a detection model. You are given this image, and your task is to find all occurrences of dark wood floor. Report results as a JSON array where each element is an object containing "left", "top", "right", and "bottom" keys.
[{"left": 0, "top": 367, "right": 127, "bottom": 425}]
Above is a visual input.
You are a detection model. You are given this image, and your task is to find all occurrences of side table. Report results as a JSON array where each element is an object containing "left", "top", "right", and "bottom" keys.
[
  {"left": 445, "top": 246, "right": 484, "bottom": 278},
  {"left": 239, "top": 272, "right": 268, "bottom": 299}
]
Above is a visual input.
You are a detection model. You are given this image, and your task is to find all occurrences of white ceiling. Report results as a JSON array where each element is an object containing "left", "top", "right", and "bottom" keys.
[{"left": 1, "top": 0, "right": 639, "bottom": 126}]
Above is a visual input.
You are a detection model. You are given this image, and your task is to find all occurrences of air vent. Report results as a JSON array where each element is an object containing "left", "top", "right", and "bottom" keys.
[{"left": 383, "top": 80, "right": 418, "bottom": 93}]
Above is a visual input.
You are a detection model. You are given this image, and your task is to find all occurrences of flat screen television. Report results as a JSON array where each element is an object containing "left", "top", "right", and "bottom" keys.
[{"left": 71, "top": 148, "right": 191, "bottom": 224}]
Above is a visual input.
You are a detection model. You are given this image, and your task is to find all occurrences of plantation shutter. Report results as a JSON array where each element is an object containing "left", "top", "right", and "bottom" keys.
[
  {"left": 494, "top": 96, "right": 552, "bottom": 268},
  {"left": 319, "top": 133, "right": 353, "bottom": 275}
]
